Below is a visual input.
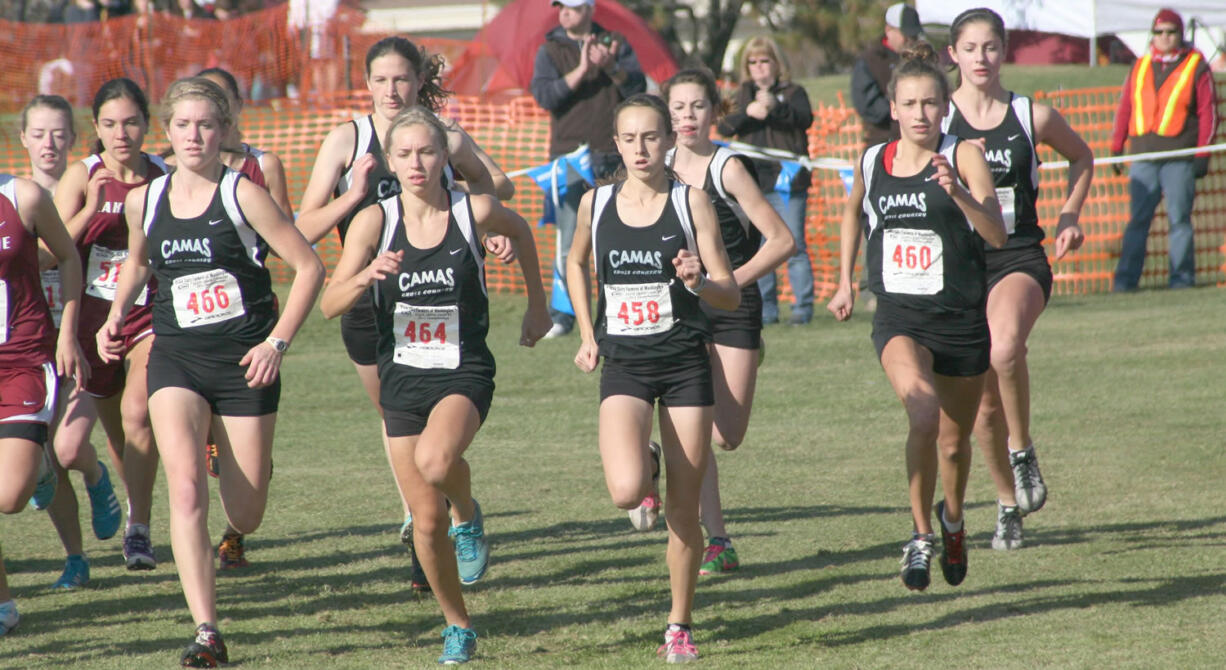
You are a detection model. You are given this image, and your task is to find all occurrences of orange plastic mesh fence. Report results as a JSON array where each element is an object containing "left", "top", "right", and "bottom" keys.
[{"left": 1, "top": 10, "right": 1223, "bottom": 296}]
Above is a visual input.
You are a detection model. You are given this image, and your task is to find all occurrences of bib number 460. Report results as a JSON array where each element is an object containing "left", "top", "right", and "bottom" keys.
[
  {"left": 615, "top": 300, "right": 660, "bottom": 327},
  {"left": 892, "top": 244, "right": 934, "bottom": 270}
]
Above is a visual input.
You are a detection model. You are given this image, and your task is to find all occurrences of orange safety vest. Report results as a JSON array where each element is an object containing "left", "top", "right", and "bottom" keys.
[{"left": 1130, "top": 50, "right": 1202, "bottom": 137}]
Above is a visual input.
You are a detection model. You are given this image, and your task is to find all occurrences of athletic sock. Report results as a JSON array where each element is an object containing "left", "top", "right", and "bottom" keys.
[
  {"left": 666, "top": 623, "right": 691, "bottom": 633},
  {"left": 709, "top": 536, "right": 731, "bottom": 548},
  {"left": 941, "top": 507, "right": 963, "bottom": 534}
]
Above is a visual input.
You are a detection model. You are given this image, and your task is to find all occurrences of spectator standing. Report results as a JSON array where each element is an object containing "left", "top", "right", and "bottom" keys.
[
  {"left": 851, "top": 2, "right": 924, "bottom": 147},
  {"left": 1110, "top": 8, "right": 1217, "bottom": 291},
  {"left": 530, "top": 0, "right": 647, "bottom": 338},
  {"left": 717, "top": 37, "right": 815, "bottom": 325}
]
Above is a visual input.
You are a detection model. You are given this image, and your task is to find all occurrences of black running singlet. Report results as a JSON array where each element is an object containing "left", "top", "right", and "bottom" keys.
[
  {"left": 142, "top": 168, "right": 276, "bottom": 349},
  {"left": 667, "top": 147, "right": 761, "bottom": 269},
  {"left": 372, "top": 191, "right": 495, "bottom": 386},
  {"left": 942, "top": 94, "right": 1043, "bottom": 250},
  {"left": 861, "top": 135, "right": 987, "bottom": 314},
  {"left": 592, "top": 181, "right": 711, "bottom": 360},
  {"left": 334, "top": 115, "right": 401, "bottom": 243}
]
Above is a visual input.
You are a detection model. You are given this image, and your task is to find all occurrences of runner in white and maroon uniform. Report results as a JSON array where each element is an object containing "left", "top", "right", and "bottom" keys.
[
  {"left": 0, "top": 171, "right": 88, "bottom": 636},
  {"left": 21, "top": 94, "right": 123, "bottom": 590},
  {"left": 54, "top": 78, "right": 166, "bottom": 572}
]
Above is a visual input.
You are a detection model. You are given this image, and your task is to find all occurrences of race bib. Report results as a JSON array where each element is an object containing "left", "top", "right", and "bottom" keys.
[
  {"left": 882, "top": 229, "right": 944, "bottom": 295},
  {"left": 41, "top": 270, "right": 63, "bottom": 329},
  {"left": 996, "top": 187, "right": 1017, "bottom": 235},
  {"left": 86, "top": 246, "right": 147, "bottom": 306},
  {"left": 604, "top": 282, "right": 674, "bottom": 336},
  {"left": 393, "top": 303, "right": 460, "bottom": 369},
  {"left": 171, "top": 269, "right": 245, "bottom": 328},
  {"left": 0, "top": 279, "right": 7, "bottom": 344}
]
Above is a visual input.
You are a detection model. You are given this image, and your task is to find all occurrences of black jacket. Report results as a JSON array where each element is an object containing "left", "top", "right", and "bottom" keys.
[
  {"left": 851, "top": 39, "right": 900, "bottom": 146},
  {"left": 717, "top": 80, "right": 814, "bottom": 193}
]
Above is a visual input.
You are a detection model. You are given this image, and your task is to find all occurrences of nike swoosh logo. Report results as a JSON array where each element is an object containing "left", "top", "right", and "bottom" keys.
[
  {"left": 22, "top": 400, "right": 39, "bottom": 406},
  {"left": 208, "top": 218, "right": 224, "bottom": 226},
  {"left": 1007, "top": 134, "right": 1021, "bottom": 141},
  {"left": 662, "top": 235, "right": 677, "bottom": 241},
  {"left": 0, "top": 220, "right": 6, "bottom": 228},
  {"left": 450, "top": 248, "right": 464, "bottom": 255}
]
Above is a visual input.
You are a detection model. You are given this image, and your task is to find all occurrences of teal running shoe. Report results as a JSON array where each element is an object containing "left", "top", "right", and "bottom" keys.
[
  {"left": 449, "top": 500, "right": 488, "bottom": 585},
  {"left": 51, "top": 554, "right": 90, "bottom": 590},
  {"left": 86, "top": 463, "right": 121, "bottom": 540},
  {"left": 438, "top": 625, "right": 477, "bottom": 665}
]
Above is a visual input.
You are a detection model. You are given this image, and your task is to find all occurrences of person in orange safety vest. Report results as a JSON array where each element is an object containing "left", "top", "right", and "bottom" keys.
[{"left": 1109, "top": 7, "right": 1217, "bottom": 291}]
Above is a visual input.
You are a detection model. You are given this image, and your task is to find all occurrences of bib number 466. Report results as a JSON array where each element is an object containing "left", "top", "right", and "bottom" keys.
[{"left": 184, "top": 284, "right": 232, "bottom": 316}]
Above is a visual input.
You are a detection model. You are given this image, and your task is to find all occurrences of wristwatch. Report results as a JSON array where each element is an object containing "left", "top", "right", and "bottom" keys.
[
  {"left": 685, "top": 274, "right": 707, "bottom": 296},
  {"left": 266, "top": 336, "right": 289, "bottom": 353}
]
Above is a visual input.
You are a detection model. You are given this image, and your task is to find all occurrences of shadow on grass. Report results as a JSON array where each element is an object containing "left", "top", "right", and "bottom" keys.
[{"left": 813, "top": 572, "right": 1226, "bottom": 647}]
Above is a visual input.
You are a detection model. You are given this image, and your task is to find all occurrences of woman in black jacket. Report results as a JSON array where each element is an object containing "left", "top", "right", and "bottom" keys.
[{"left": 718, "top": 36, "right": 815, "bottom": 325}]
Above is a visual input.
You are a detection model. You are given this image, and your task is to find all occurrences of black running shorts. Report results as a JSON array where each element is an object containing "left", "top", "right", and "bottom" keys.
[
  {"left": 381, "top": 376, "right": 494, "bottom": 438},
  {"left": 599, "top": 347, "right": 714, "bottom": 407},
  {"left": 871, "top": 303, "right": 990, "bottom": 378},
  {"left": 985, "top": 244, "right": 1053, "bottom": 304},
  {"left": 147, "top": 338, "right": 281, "bottom": 416}
]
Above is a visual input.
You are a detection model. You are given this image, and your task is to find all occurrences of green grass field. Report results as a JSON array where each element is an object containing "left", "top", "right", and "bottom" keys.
[{"left": 3, "top": 284, "right": 1225, "bottom": 669}]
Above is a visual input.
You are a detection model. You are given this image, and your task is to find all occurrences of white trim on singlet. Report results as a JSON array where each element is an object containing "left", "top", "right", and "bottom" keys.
[
  {"left": 1011, "top": 95, "right": 1040, "bottom": 190},
  {"left": 338, "top": 116, "right": 375, "bottom": 197},
  {"left": 82, "top": 154, "right": 102, "bottom": 172},
  {"left": 591, "top": 182, "right": 699, "bottom": 258},
  {"left": 0, "top": 174, "right": 16, "bottom": 209},
  {"left": 219, "top": 169, "right": 265, "bottom": 268},
  {"left": 665, "top": 147, "right": 752, "bottom": 236},
  {"left": 935, "top": 134, "right": 973, "bottom": 231},
  {"left": 671, "top": 182, "right": 698, "bottom": 253},
  {"left": 142, "top": 174, "right": 169, "bottom": 236},
  {"left": 143, "top": 169, "right": 263, "bottom": 266},
  {"left": 941, "top": 96, "right": 1039, "bottom": 188},
  {"left": 860, "top": 143, "right": 884, "bottom": 236},
  {"left": 451, "top": 190, "right": 487, "bottom": 298},
  {"left": 589, "top": 183, "right": 616, "bottom": 262}
]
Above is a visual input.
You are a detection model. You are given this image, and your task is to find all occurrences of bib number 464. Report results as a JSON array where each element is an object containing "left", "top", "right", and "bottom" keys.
[{"left": 402, "top": 320, "right": 447, "bottom": 344}]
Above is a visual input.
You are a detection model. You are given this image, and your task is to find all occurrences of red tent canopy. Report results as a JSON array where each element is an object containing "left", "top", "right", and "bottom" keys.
[{"left": 448, "top": 0, "right": 678, "bottom": 98}]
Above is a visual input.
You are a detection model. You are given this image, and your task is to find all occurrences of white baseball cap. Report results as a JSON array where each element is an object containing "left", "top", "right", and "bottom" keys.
[
  {"left": 885, "top": 3, "right": 924, "bottom": 39},
  {"left": 552, "top": 0, "right": 594, "bottom": 7}
]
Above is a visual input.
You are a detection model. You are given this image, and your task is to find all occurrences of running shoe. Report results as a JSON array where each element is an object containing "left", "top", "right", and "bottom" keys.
[
  {"left": 449, "top": 499, "right": 488, "bottom": 585},
  {"left": 402, "top": 513, "right": 431, "bottom": 593},
  {"left": 657, "top": 626, "right": 699, "bottom": 664},
  {"left": 217, "top": 531, "right": 248, "bottom": 570},
  {"left": 1010, "top": 445, "right": 1047, "bottom": 515},
  {"left": 935, "top": 500, "right": 968, "bottom": 586},
  {"left": 180, "top": 623, "right": 228, "bottom": 668},
  {"left": 992, "top": 503, "right": 1024, "bottom": 551},
  {"left": 124, "top": 524, "right": 156, "bottom": 570},
  {"left": 698, "top": 543, "right": 740, "bottom": 575},
  {"left": 0, "top": 600, "right": 17, "bottom": 636},
  {"left": 29, "top": 453, "right": 56, "bottom": 511},
  {"left": 900, "top": 533, "right": 934, "bottom": 591},
  {"left": 628, "top": 441, "right": 662, "bottom": 531},
  {"left": 86, "top": 463, "right": 121, "bottom": 540},
  {"left": 51, "top": 555, "right": 90, "bottom": 590},
  {"left": 438, "top": 624, "right": 477, "bottom": 665},
  {"left": 205, "top": 443, "right": 219, "bottom": 479}
]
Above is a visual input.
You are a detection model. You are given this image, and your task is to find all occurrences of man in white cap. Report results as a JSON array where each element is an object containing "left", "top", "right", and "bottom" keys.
[
  {"left": 850, "top": 2, "right": 924, "bottom": 147},
  {"left": 531, "top": 0, "right": 646, "bottom": 338}
]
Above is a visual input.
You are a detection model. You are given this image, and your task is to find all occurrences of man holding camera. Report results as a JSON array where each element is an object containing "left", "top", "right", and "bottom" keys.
[{"left": 531, "top": 0, "right": 646, "bottom": 338}]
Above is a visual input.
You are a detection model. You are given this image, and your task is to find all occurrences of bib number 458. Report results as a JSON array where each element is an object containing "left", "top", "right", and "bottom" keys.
[{"left": 616, "top": 300, "right": 660, "bottom": 327}]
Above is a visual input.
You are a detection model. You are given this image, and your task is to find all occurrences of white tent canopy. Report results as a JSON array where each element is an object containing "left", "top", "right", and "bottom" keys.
[
  {"left": 916, "top": 1, "right": 1226, "bottom": 37},
  {"left": 916, "top": 1, "right": 1226, "bottom": 64}
]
